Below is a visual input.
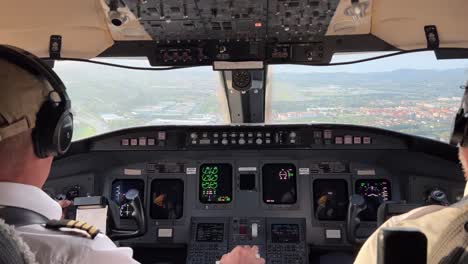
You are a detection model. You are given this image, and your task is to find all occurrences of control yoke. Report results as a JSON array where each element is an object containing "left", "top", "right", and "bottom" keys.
[
  {"left": 425, "top": 188, "right": 449, "bottom": 206},
  {"left": 109, "top": 194, "right": 147, "bottom": 240},
  {"left": 347, "top": 194, "right": 368, "bottom": 244}
]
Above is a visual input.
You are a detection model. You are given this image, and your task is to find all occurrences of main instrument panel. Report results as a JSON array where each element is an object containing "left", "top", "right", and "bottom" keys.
[{"left": 46, "top": 124, "right": 465, "bottom": 264}]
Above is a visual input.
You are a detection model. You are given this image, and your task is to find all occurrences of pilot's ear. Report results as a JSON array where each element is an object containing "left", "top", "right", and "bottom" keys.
[{"left": 457, "top": 147, "right": 468, "bottom": 180}]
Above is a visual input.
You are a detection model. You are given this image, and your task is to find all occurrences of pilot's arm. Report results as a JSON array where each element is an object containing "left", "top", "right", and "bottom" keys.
[
  {"left": 354, "top": 205, "right": 445, "bottom": 264},
  {"left": 78, "top": 234, "right": 141, "bottom": 264},
  {"left": 18, "top": 223, "right": 140, "bottom": 264}
]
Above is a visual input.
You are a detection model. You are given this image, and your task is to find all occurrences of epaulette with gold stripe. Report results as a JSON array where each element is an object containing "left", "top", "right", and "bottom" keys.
[{"left": 45, "top": 219, "right": 100, "bottom": 239}]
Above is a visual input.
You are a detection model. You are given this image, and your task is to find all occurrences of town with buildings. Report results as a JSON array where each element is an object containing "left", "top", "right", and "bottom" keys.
[{"left": 54, "top": 61, "right": 468, "bottom": 143}]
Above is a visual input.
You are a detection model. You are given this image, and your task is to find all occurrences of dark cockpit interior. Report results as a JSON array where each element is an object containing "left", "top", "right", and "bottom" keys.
[
  {"left": 46, "top": 124, "right": 465, "bottom": 263},
  {"left": 2, "top": 0, "right": 468, "bottom": 263}
]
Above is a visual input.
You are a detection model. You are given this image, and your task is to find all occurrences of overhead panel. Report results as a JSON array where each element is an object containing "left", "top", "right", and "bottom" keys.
[
  {"left": 131, "top": 0, "right": 267, "bottom": 42},
  {"left": 268, "top": 0, "right": 340, "bottom": 42},
  {"left": 125, "top": 0, "right": 339, "bottom": 43},
  {"left": 112, "top": 0, "right": 341, "bottom": 66}
]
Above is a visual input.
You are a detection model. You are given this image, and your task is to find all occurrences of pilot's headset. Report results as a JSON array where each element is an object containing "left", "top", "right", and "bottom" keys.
[
  {"left": 450, "top": 81, "right": 468, "bottom": 147},
  {"left": 0, "top": 45, "right": 73, "bottom": 158}
]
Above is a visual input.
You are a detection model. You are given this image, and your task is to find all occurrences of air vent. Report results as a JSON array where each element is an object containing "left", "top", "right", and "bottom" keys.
[
  {"left": 310, "top": 1, "right": 320, "bottom": 7},
  {"left": 222, "top": 22, "right": 232, "bottom": 30},
  {"left": 183, "top": 23, "right": 195, "bottom": 28},
  {"left": 288, "top": 2, "right": 300, "bottom": 7}
]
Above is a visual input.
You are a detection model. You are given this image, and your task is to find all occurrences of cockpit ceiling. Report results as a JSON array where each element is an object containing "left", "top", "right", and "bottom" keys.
[{"left": 1, "top": 0, "right": 467, "bottom": 59}]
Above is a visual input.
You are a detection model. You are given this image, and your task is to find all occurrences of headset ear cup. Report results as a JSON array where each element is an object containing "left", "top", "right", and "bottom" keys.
[
  {"left": 33, "top": 97, "right": 73, "bottom": 158},
  {"left": 53, "top": 112, "right": 73, "bottom": 155},
  {"left": 34, "top": 101, "right": 60, "bottom": 158}
]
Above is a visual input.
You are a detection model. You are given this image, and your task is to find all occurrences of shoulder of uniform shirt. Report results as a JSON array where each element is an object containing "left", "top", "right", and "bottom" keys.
[{"left": 45, "top": 219, "right": 100, "bottom": 239}]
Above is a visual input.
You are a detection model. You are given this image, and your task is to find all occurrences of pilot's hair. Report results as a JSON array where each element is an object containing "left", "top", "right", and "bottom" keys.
[
  {"left": 0, "top": 129, "right": 35, "bottom": 173},
  {"left": 0, "top": 58, "right": 52, "bottom": 143}
]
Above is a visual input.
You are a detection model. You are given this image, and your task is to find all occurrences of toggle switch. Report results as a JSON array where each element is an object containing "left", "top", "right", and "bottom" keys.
[{"left": 251, "top": 223, "right": 258, "bottom": 238}]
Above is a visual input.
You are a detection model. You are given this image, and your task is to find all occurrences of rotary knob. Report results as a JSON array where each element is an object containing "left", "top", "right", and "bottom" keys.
[
  {"left": 256, "top": 138, "right": 263, "bottom": 145},
  {"left": 222, "top": 138, "right": 229, "bottom": 145}
]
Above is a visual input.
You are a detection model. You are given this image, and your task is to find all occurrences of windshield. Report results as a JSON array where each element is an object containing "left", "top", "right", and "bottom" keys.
[
  {"left": 268, "top": 52, "right": 468, "bottom": 142},
  {"left": 54, "top": 61, "right": 229, "bottom": 141},
  {"left": 55, "top": 52, "right": 468, "bottom": 143}
]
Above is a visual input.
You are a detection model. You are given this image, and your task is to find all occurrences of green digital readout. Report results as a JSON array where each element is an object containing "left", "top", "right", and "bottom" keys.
[{"left": 199, "top": 164, "right": 232, "bottom": 204}]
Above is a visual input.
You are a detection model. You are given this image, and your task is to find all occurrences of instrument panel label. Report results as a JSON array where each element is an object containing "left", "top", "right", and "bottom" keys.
[
  {"left": 239, "top": 167, "right": 257, "bottom": 172},
  {"left": 186, "top": 167, "right": 197, "bottom": 175}
]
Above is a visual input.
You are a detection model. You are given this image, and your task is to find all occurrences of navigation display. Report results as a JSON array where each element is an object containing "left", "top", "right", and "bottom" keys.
[
  {"left": 199, "top": 164, "right": 233, "bottom": 204},
  {"left": 313, "top": 179, "right": 349, "bottom": 221},
  {"left": 271, "top": 224, "right": 300, "bottom": 243},
  {"left": 196, "top": 223, "right": 225, "bottom": 242},
  {"left": 150, "top": 179, "right": 184, "bottom": 220},
  {"left": 111, "top": 179, "right": 145, "bottom": 219},
  {"left": 262, "top": 164, "right": 297, "bottom": 204},
  {"left": 355, "top": 179, "right": 392, "bottom": 221}
]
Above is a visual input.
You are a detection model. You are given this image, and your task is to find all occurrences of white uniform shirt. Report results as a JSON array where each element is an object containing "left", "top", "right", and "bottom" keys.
[
  {"left": 0, "top": 182, "right": 140, "bottom": 264},
  {"left": 355, "top": 181, "right": 468, "bottom": 264}
]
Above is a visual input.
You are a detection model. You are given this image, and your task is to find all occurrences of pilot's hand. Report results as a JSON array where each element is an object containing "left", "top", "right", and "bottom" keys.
[
  {"left": 57, "top": 200, "right": 72, "bottom": 219},
  {"left": 219, "top": 246, "right": 265, "bottom": 264}
]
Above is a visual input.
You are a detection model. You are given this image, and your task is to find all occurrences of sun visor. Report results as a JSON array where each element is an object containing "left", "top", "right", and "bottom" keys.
[
  {"left": 372, "top": 0, "right": 468, "bottom": 50},
  {"left": 0, "top": 0, "right": 115, "bottom": 59},
  {"left": 328, "top": 0, "right": 468, "bottom": 50}
]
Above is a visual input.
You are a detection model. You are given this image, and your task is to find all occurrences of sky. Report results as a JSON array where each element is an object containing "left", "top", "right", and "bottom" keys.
[
  {"left": 56, "top": 51, "right": 468, "bottom": 74},
  {"left": 274, "top": 51, "right": 468, "bottom": 73}
]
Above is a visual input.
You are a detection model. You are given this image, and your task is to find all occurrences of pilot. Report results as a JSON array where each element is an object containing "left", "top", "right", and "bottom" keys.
[
  {"left": 355, "top": 135, "right": 468, "bottom": 261},
  {"left": 0, "top": 46, "right": 265, "bottom": 264}
]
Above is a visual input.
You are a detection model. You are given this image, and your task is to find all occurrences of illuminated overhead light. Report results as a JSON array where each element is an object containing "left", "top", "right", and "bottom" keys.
[
  {"left": 344, "top": 0, "right": 369, "bottom": 22},
  {"left": 107, "top": 0, "right": 128, "bottom": 27},
  {"left": 109, "top": 10, "right": 128, "bottom": 27}
]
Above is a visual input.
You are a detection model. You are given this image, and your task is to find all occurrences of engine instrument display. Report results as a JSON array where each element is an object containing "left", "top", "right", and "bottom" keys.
[
  {"left": 262, "top": 164, "right": 297, "bottom": 204},
  {"left": 313, "top": 179, "right": 349, "bottom": 221},
  {"left": 199, "top": 164, "right": 233, "bottom": 204},
  {"left": 151, "top": 179, "right": 184, "bottom": 220},
  {"left": 271, "top": 224, "right": 300, "bottom": 243},
  {"left": 355, "top": 179, "right": 391, "bottom": 221},
  {"left": 196, "top": 223, "right": 225, "bottom": 242},
  {"left": 111, "top": 179, "right": 145, "bottom": 219}
]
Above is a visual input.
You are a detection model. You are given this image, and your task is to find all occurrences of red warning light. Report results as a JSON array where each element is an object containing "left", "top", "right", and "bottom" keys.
[{"left": 255, "top": 22, "right": 262, "bottom": 28}]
